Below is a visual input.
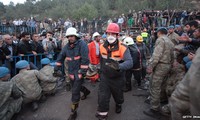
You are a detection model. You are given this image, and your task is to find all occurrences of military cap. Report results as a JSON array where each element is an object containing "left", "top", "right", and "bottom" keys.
[
  {"left": 15, "top": 60, "right": 29, "bottom": 69},
  {"left": 0, "top": 67, "right": 10, "bottom": 78}
]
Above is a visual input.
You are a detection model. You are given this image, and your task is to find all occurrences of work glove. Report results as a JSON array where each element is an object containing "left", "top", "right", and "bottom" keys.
[
  {"left": 53, "top": 66, "right": 62, "bottom": 77},
  {"left": 106, "top": 59, "right": 120, "bottom": 71}
]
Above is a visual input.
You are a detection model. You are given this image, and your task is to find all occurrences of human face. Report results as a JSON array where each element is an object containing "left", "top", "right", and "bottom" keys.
[
  {"left": 184, "top": 25, "right": 191, "bottom": 32},
  {"left": 0, "top": 74, "right": 11, "bottom": 81},
  {"left": 193, "top": 29, "right": 200, "bottom": 39},
  {"left": 67, "top": 35, "right": 76, "bottom": 43},
  {"left": 106, "top": 32, "right": 117, "bottom": 44},
  {"left": 25, "top": 35, "right": 30, "bottom": 41},
  {"left": 46, "top": 33, "right": 53, "bottom": 39},
  {"left": 95, "top": 36, "right": 101, "bottom": 42},
  {"left": 33, "top": 34, "right": 39, "bottom": 42},
  {"left": 4, "top": 35, "right": 12, "bottom": 45},
  {"left": 168, "top": 28, "right": 174, "bottom": 34}
]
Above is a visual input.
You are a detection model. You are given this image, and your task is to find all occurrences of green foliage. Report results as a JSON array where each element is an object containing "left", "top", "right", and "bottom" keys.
[
  {"left": 0, "top": 2, "right": 6, "bottom": 16},
  {"left": 73, "top": 2, "right": 98, "bottom": 20},
  {"left": 1, "top": 0, "right": 198, "bottom": 20}
]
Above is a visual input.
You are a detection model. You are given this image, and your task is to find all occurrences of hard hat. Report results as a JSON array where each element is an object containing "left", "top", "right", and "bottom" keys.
[
  {"left": 15, "top": 60, "right": 29, "bottom": 69},
  {"left": 106, "top": 23, "right": 120, "bottom": 34},
  {"left": 65, "top": 27, "right": 79, "bottom": 37},
  {"left": 41, "top": 58, "right": 51, "bottom": 65},
  {"left": 136, "top": 35, "right": 143, "bottom": 42},
  {"left": 92, "top": 32, "right": 100, "bottom": 39},
  {"left": 123, "top": 37, "right": 134, "bottom": 45},
  {"left": 0, "top": 67, "right": 10, "bottom": 78}
]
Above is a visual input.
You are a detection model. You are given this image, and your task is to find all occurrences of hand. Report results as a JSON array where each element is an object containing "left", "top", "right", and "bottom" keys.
[
  {"left": 178, "top": 36, "right": 190, "bottom": 42},
  {"left": 146, "top": 66, "right": 152, "bottom": 74},
  {"left": 188, "top": 52, "right": 195, "bottom": 60},
  {"left": 19, "top": 54, "right": 24, "bottom": 56},
  {"left": 32, "top": 51, "right": 37, "bottom": 55},
  {"left": 78, "top": 74, "right": 82, "bottom": 79},
  {"left": 106, "top": 59, "right": 120, "bottom": 70},
  {"left": 6, "top": 56, "right": 11, "bottom": 59},
  {"left": 173, "top": 61, "right": 178, "bottom": 68}
]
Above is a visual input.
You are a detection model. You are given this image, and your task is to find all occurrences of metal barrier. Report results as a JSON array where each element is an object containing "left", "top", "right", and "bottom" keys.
[
  {"left": 10, "top": 53, "right": 63, "bottom": 75},
  {"left": 0, "top": 25, "right": 39, "bottom": 34}
]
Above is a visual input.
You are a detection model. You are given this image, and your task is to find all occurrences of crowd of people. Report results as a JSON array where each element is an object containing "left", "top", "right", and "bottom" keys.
[
  {"left": 1, "top": 9, "right": 200, "bottom": 35},
  {"left": 0, "top": 9, "right": 200, "bottom": 120}
]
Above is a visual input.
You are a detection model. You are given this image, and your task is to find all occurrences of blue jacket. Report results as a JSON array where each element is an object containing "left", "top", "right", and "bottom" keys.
[{"left": 56, "top": 39, "right": 89, "bottom": 79}]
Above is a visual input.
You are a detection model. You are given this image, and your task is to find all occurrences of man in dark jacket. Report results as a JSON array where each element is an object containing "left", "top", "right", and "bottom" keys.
[
  {"left": 122, "top": 37, "right": 142, "bottom": 92},
  {"left": 1, "top": 34, "right": 18, "bottom": 76},
  {"left": 55, "top": 27, "right": 90, "bottom": 120}
]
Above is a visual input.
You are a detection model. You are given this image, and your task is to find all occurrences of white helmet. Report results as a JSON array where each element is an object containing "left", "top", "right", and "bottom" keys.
[
  {"left": 92, "top": 32, "right": 100, "bottom": 39},
  {"left": 123, "top": 37, "right": 134, "bottom": 45},
  {"left": 66, "top": 27, "right": 78, "bottom": 37}
]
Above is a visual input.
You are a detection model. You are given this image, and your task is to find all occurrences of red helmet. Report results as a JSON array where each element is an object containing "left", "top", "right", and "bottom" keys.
[{"left": 106, "top": 23, "right": 120, "bottom": 34}]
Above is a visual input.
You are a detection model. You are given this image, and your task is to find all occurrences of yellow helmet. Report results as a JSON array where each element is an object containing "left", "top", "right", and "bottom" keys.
[{"left": 136, "top": 35, "right": 143, "bottom": 42}]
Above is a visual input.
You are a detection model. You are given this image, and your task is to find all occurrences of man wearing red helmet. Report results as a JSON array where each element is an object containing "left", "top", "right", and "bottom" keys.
[{"left": 96, "top": 23, "right": 133, "bottom": 120}]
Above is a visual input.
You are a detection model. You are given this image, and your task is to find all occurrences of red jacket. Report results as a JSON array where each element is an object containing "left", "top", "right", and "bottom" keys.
[{"left": 88, "top": 41, "right": 100, "bottom": 65}]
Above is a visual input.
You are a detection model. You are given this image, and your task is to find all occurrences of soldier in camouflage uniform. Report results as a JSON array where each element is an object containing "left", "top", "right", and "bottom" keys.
[
  {"left": 169, "top": 48, "right": 200, "bottom": 120},
  {"left": 161, "top": 61, "right": 185, "bottom": 116},
  {"left": 143, "top": 27, "right": 174, "bottom": 118},
  {"left": 39, "top": 58, "right": 58, "bottom": 95},
  {"left": 11, "top": 60, "right": 52, "bottom": 111},
  {"left": 167, "top": 26, "right": 180, "bottom": 45},
  {"left": 0, "top": 67, "right": 23, "bottom": 120}
]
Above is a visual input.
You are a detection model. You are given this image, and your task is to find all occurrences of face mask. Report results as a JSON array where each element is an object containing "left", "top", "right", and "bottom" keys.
[{"left": 107, "top": 36, "right": 116, "bottom": 44}]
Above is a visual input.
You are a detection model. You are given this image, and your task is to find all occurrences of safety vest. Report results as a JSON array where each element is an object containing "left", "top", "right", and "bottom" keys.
[
  {"left": 141, "top": 32, "right": 148, "bottom": 38},
  {"left": 100, "top": 41, "right": 127, "bottom": 62},
  {"left": 99, "top": 41, "right": 127, "bottom": 78}
]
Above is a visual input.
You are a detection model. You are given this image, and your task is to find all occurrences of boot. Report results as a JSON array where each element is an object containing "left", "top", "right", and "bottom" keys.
[
  {"left": 115, "top": 104, "right": 122, "bottom": 113},
  {"left": 68, "top": 111, "right": 77, "bottom": 120},
  {"left": 31, "top": 102, "right": 39, "bottom": 111},
  {"left": 68, "top": 103, "right": 79, "bottom": 120},
  {"left": 66, "top": 81, "right": 71, "bottom": 91},
  {"left": 95, "top": 112, "right": 108, "bottom": 120},
  {"left": 80, "top": 86, "right": 90, "bottom": 100},
  {"left": 123, "top": 82, "right": 132, "bottom": 92},
  {"left": 123, "top": 87, "right": 132, "bottom": 92},
  {"left": 143, "top": 108, "right": 161, "bottom": 119}
]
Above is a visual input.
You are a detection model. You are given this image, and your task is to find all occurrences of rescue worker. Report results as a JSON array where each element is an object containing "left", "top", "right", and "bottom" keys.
[
  {"left": 96, "top": 23, "right": 133, "bottom": 119},
  {"left": 136, "top": 35, "right": 148, "bottom": 81},
  {"left": 167, "top": 26, "right": 180, "bottom": 45},
  {"left": 122, "top": 37, "right": 141, "bottom": 92},
  {"left": 169, "top": 48, "right": 200, "bottom": 120},
  {"left": 55, "top": 27, "right": 90, "bottom": 120},
  {"left": 11, "top": 60, "right": 52, "bottom": 111},
  {"left": 87, "top": 32, "right": 101, "bottom": 82},
  {"left": 143, "top": 27, "right": 174, "bottom": 118},
  {"left": 39, "top": 58, "right": 58, "bottom": 95},
  {"left": 0, "top": 67, "right": 23, "bottom": 120},
  {"left": 141, "top": 28, "right": 149, "bottom": 44}
]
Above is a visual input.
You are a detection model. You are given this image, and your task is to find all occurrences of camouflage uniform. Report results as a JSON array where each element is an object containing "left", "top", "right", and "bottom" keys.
[
  {"left": 11, "top": 69, "right": 52, "bottom": 103},
  {"left": 161, "top": 62, "right": 185, "bottom": 115},
  {"left": 167, "top": 32, "right": 179, "bottom": 45},
  {"left": 166, "top": 63, "right": 185, "bottom": 97},
  {"left": 170, "top": 48, "right": 200, "bottom": 120},
  {"left": 39, "top": 65, "right": 58, "bottom": 94},
  {"left": 0, "top": 81, "right": 23, "bottom": 120},
  {"left": 148, "top": 35, "right": 174, "bottom": 111}
]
